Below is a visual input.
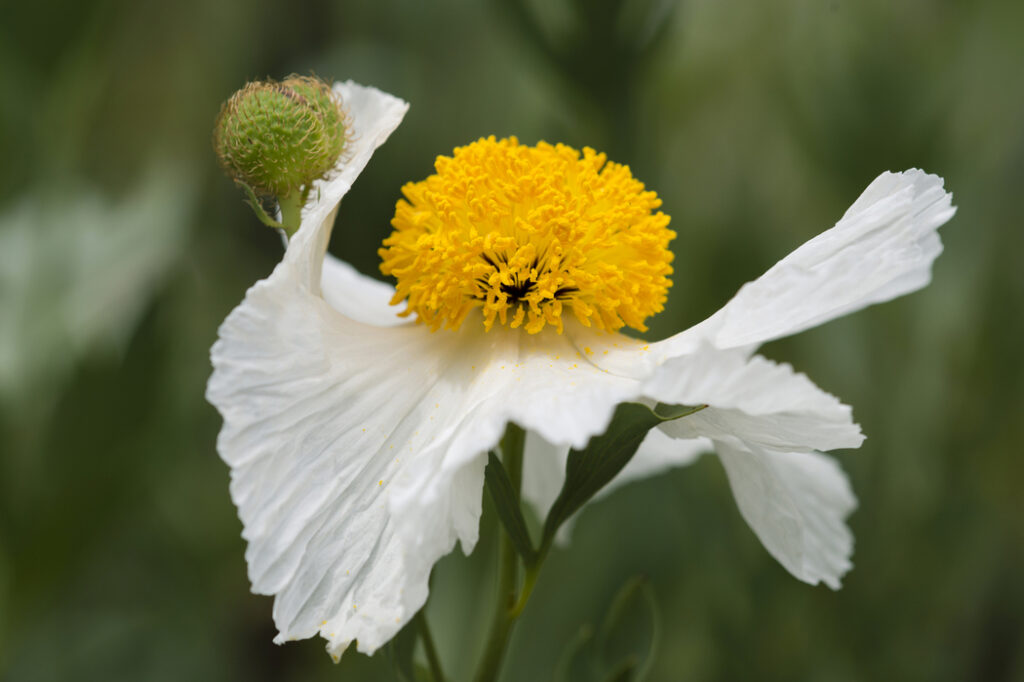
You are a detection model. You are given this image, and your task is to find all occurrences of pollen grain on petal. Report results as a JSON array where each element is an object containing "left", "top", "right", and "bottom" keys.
[{"left": 379, "top": 136, "right": 675, "bottom": 334}]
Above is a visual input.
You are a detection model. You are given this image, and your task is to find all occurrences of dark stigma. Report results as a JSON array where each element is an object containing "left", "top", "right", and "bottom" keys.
[
  {"left": 475, "top": 253, "right": 578, "bottom": 304},
  {"left": 501, "top": 280, "right": 536, "bottom": 302}
]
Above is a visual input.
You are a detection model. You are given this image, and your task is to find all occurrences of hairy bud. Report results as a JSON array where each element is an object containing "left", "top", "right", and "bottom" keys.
[{"left": 213, "top": 76, "right": 348, "bottom": 200}]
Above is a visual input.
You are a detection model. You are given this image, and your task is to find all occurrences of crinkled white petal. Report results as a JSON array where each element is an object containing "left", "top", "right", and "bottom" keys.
[
  {"left": 564, "top": 333, "right": 862, "bottom": 585},
  {"left": 320, "top": 254, "right": 406, "bottom": 326},
  {"left": 714, "top": 438, "right": 857, "bottom": 588},
  {"left": 644, "top": 346, "right": 865, "bottom": 453},
  {"left": 570, "top": 335, "right": 863, "bottom": 453},
  {"left": 655, "top": 169, "right": 956, "bottom": 355},
  {"left": 498, "top": 330, "right": 643, "bottom": 450},
  {"left": 523, "top": 333, "right": 860, "bottom": 567},
  {"left": 550, "top": 171, "right": 953, "bottom": 581},
  {"left": 387, "top": 321, "right": 647, "bottom": 556},
  {"left": 643, "top": 348, "right": 860, "bottom": 587},
  {"left": 295, "top": 80, "right": 408, "bottom": 324},
  {"left": 209, "top": 82, "right": 425, "bottom": 656},
  {"left": 211, "top": 280, "right": 488, "bottom": 655},
  {"left": 284, "top": 81, "right": 410, "bottom": 294},
  {"left": 211, "top": 300, "right": 649, "bottom": 657}
]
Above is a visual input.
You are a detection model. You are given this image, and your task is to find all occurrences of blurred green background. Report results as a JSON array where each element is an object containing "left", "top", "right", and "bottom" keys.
[{"left": 2, "top": 0, "right": 1022, "bottom": 680}]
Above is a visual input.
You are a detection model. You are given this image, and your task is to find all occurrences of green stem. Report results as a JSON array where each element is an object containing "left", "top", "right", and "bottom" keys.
[
  {"left": 473, "top": 425, "right": 526, "bottom": 682},
  {"left": 509, "top": 553, "right": 544, "bottom": 619},
  {"left": 278, "top": 190, "right": 306, "bottom": 237},
  {"left": 415, "top": 609, "right": 445, "bottom": 682}
]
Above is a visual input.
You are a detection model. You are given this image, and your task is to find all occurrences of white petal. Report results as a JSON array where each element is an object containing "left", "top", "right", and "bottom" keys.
[
  {"left": 320, "top": 254, "right": 407, "bottom": 326},
  {"left": 644, "top": 347, "right": 864, "bottom": 453},
  {"left": 658, "top": 170, "right": 955, "bottom": 353},
  {"left": 520, "top": 430, "right": 566, "bottom": 522},
  {"left": 209, "top": 82, "right": 424, "bottom": 656},
  {"left": 714, "top": 438, "right": 857, "bottom": 588},
  {"left": 210, "top": 306, "right": 648, "bottom": 656},
  {"left": 285, "top": 81, "right": 410, "bottom": 294},
  {"left": 387, "top": 322, "right": 649, "bottom": 555},
  {"left": 575, "top": 338, "right": 862, "bottom": 587},
  {"left": 209, "top": 279, "right": 492, "bottom": 654},
  {"left": 576, "top": 335, "right": 864, "bottom": 453},
  {"left": 288, "top": 82, "right": 410, "bottom": 326},
  {"left": 642, "top": 349, "right": 860, "bottom": 587},
  {"left": 501, "top": 330, "right": 643, "bottom": 450},
  {"left": 547, "top": 330, "right": 863, "bottom": 565}
]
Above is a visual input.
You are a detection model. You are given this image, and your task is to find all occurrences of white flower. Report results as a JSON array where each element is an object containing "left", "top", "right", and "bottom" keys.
[
  {"left": 1, "top": 167, "right": 191, "bottom": 403},
  {"left": 207, "top": 81, "right": 956, "bottom": 659}
]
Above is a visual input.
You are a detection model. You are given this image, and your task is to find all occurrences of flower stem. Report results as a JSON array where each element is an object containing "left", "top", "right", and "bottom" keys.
[
  {"left": 278, "top": 191, "right": 306, "bottom": 237},
  {"left": 415, "top": 609, "right": 446, "bottom": 682},
  {"left": 474, "top": 424, "right": 526, "bottom": 682}
]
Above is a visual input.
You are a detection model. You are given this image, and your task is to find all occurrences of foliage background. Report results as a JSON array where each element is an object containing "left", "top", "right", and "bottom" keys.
[{"left": 2, "top": 0, "right": 1022, "bottom": 680}]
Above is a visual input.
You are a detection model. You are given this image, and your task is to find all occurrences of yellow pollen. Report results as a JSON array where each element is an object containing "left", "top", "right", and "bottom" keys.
[{"left": 379, "top": 136, "right": 675, "bottom": 334}]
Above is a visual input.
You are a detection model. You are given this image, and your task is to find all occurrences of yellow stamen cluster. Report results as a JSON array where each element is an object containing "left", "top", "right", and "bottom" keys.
[{"left": 379, "top": 137, "right": 675, "bottom": 334}]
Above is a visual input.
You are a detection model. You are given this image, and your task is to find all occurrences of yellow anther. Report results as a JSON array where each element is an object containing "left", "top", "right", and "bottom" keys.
[{"left": 380, "top": 137, "right": 674, "bottom": 334}]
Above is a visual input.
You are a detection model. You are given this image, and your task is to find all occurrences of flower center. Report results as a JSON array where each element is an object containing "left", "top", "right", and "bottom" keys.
[{"left": 379, "top": 136, "right": 675, "bottom": 334}]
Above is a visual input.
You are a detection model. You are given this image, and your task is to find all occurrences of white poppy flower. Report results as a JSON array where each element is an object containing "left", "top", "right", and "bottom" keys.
[{"left": 207, "top": 81, "right": 956, "bottom": 659}]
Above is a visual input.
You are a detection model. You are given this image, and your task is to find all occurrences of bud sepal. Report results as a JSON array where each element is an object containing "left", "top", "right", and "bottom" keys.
[{"left": 234, "top": 179, "right": 285, "bottom": 230}]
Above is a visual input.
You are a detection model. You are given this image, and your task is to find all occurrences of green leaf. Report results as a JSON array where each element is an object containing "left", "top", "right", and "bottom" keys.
[
  {"left": 553, "top": 623, "right": 597, "bottom": 682},
  {"left": 541, "top": 402, "right": 705, "bottom": 548},
  {"left": 553, "top": 577, "right": 662, "bottom": 682},
  {"left": 485, "top": 450, "right": 537, "bottom": 564},
  {"left": 600, "top": 658, "right": 640, "bottom": 682},
  {"left": 597, "top": 576, "right": 660, "bottom": 682}
]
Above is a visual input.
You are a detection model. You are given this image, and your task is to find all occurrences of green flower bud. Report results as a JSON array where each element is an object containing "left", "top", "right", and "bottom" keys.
[{"left": 213, "top": 75, "right": 348, "bottom": 201}]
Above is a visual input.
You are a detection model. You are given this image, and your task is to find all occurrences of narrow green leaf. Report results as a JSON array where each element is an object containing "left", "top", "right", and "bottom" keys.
[
  {"left": 541, "top": 402, "right": 705, "bottom": 548},
  {"left": 553, "top": 623, "right": 597, "bottom": 682},
  {"left": 598, "top": 576, "right": 660, "bottom": 682},
  {"left": 600, "top": 657, "right": 640, "bottom": 682},
  {"left": 485, "top": 450, "right": 537, "bottom": 564},
  {"left": 652, "top": 402, "right": 707, "bottom": 421}
]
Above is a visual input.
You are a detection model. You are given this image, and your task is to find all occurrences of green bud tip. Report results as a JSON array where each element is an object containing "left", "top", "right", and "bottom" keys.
[{"left": 213, "top": 75, "right": 349, "bottom": 202}]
